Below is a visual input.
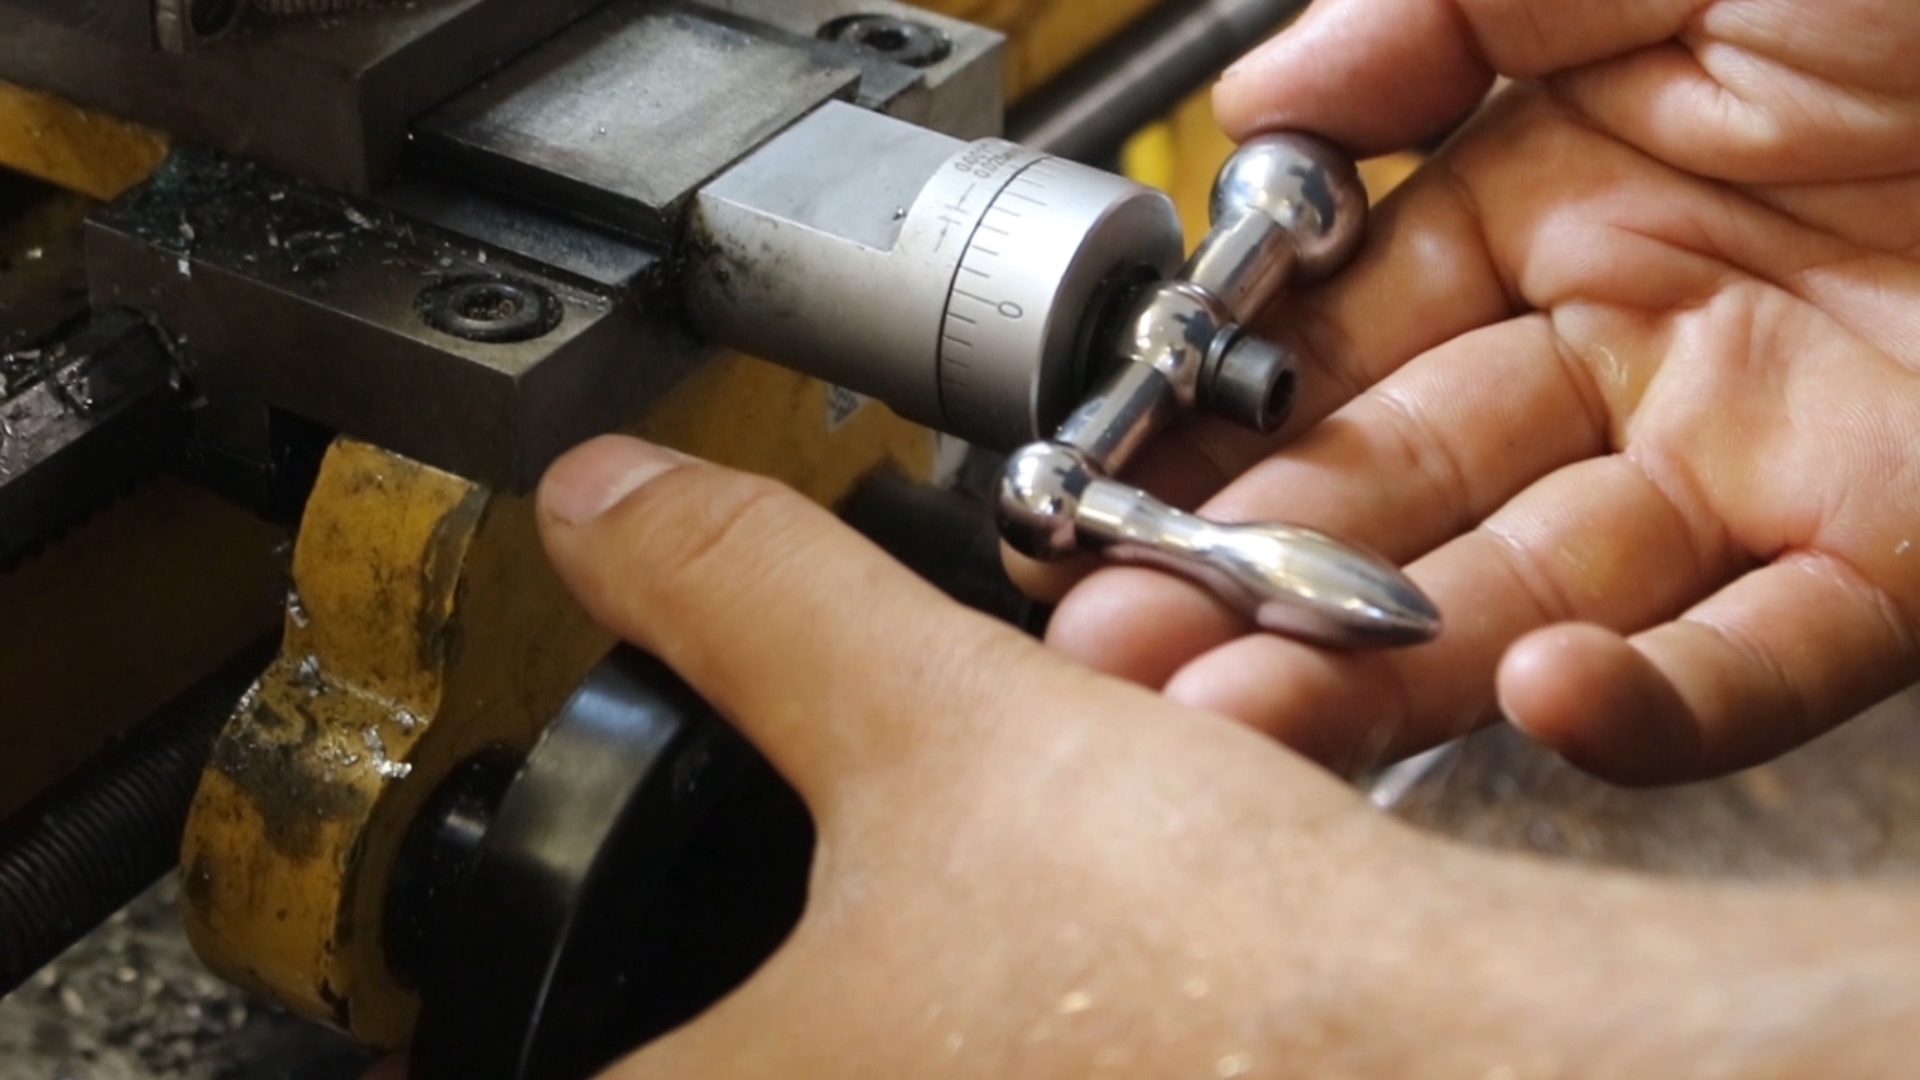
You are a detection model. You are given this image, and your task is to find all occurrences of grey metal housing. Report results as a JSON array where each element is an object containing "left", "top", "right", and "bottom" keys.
[{"left": 684, "top": 103, "right": 1184, "bottom": 450}]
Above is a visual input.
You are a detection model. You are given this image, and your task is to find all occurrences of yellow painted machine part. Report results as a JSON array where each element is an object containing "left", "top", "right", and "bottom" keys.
[
  {"left": 182, "top": 442, "right": 611, "bottom": 1046},
  {"left": 637, "top": 354, "right": 935, "bottom": 505},
  {"left": 0, "top": 80, "right": 168, "bottom": 200},
  {"left": 182, "top": 361, "right": 939, "bottom": 1047}
]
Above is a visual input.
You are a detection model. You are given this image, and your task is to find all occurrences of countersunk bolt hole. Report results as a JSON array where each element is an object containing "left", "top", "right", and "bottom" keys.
[
  {"left": 860, "top": 26, "right": 910, "bottom": 52},
  {"left": 419, "top": 276, "right": 562, "bottom": 345},
  {"left": 455, "top": 287, "right": 522, "bottom": 323},
  {"left": 819, "top": 15, "right": 952, "bottom": 68}
]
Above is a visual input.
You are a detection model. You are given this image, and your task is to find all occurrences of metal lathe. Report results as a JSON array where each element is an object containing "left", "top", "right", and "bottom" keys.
[{"left": 0, "top": 2, "right": 1430, "bottom": 1075}]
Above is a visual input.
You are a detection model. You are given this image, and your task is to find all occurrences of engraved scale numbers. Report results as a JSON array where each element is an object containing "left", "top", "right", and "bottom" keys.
[{"left": 938, "top": 157, "right": 1063, "bottom": 399}]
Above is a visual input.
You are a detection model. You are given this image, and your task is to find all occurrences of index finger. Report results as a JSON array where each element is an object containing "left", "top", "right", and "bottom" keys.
[
  {"left": 536, "top": 436, "right": 1094, "bottom": 812},
  {"left": 1216, "top": 0, "right": 1696, "bottom": 153}
]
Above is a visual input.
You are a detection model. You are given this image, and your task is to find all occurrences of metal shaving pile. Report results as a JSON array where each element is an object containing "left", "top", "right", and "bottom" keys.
[{"left": 0, "top": 878, "right": 374, "bottom": 1080}]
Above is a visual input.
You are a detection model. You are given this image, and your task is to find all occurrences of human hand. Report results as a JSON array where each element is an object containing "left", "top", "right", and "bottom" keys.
[
  {"left": 529, "top": 435, "right": 1914, "bottom": 1078},
  {"left": 1038, "top": 0, "right": 1920, "bottom": 784}
]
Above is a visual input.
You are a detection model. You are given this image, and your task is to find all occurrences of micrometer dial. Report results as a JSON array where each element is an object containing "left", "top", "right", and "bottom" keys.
[
  {"left": 926, "top": 153, "right": 1175, "bottom": 450},
  {"left": 686, "top": 104, "right": 1182, "bottom": 450}
]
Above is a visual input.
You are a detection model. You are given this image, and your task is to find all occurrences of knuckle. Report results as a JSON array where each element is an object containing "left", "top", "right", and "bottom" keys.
[
  {"left": 1371, "top": 385, "right": 1477, "bottom": 533},
  {"left": 1479, "top": 521, "right": 1576, "bottom": 624}
]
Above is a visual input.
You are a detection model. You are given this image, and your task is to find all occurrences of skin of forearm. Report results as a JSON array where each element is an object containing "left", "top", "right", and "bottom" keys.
[
  {"left": 602, "top": 688, "right": 1920, "bottom": 1080},
  {"left": 1330, "top": 842, "right": 1920, "bottom": 1080},
  {"left": 851, "top": 840, "right": 1920, "bottom": 1080}
]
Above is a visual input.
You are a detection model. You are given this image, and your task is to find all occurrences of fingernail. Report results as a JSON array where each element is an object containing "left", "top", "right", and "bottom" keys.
[{"left": 540, "top": 436, "right": 688, "bottom": 525}]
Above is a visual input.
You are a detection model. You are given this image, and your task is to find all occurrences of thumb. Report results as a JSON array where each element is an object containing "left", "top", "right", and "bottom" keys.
[
  {"left": 537, "top": 436, "right": 1058, "bottom": 812},
  {"left": 1215, "top": 0, "right": 1693, "bottom": 153}
]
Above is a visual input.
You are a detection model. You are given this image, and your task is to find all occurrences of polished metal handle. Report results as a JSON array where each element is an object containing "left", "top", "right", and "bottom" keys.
[
  {"left": 998, "top": 134, "right": 1442, "bottom": 649},
  {"left": 1004, "top": 444, "right": 1440, "bottom": 647}
]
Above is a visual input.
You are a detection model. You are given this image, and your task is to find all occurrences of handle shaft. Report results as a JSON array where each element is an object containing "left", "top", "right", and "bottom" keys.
[
  {"left": 998, "top": 132, "right": 1415, "bottom": 651},
  {"left": 1074, "top": 478, "right": 1441, "bottom": 648}
]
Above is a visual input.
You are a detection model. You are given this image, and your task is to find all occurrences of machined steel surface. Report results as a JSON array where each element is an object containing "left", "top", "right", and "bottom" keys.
[
  {"left": 374, "top": 178, "right": 658, "bottom": 290},
  {"left": 0, "top": 0, "right": 1002, "bottom": 201},
  {"left": 0, "top": 0, "right": 613, "bottom": 194},
  {"left": 1070, "top": 485, "right": 1437, "bottom": 647},
  {"left": 1192, "top": 133, "right": 1372, "bottom": 293},
  {"left": 414, "top": 4, "right": 863, "bottom": 242},
  {"left": 821, "top": 13, "right": 953, "bottom": 69},
  {"left": 685, "top": 102, "right": 1185, "bottom": 450},
  {"left": 699, "top": 0, "right": 1003, "bottom": 139},
  {"left": 407, "top": 0, "right": 1007, "bottom": 262},
  {"left": 60, "top": 1, "right": 1005, "bottom": 490},
  {"left": 86, "top": 151, "right": 684, "bottom": 491}
]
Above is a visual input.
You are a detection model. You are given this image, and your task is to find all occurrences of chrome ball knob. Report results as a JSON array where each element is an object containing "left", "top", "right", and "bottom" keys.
[
  {"left": 1210, "top": 134, "right": 1368, "bottom": 284},
  {"left": 997, "top": 443, "right": 1098, "bottom": 560}
]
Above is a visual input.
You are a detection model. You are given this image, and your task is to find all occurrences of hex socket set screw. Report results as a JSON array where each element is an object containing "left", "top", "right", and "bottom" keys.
[{"left": 998, "top": 135, "right": 1442, "bottom": 648}]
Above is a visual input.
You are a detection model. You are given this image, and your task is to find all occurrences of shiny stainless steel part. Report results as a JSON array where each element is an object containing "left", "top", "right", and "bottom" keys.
[
  {"left": 1191, "top": 133, "right": 1372, "bottom": 302},
  {"left": 1002, "top": 443, "right": 1441, "bottom": 648},
  {"left": 999, "top": 134, "right": 1441, "bottom": 649},
  {"left": 684, "top": 102, "right": 1185, "bottom": 450}
]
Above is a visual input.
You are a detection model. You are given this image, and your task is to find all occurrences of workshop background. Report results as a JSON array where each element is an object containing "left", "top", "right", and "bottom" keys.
[{"left": 1, "top": 1, "right": 1916, "bottom": 1078}]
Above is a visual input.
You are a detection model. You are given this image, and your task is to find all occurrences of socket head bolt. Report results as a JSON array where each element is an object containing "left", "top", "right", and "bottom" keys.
[
  {"left": 998, "top": 132, "right": 1441, "bottom": 649},
  {"left": 1203, "top": 333, "right": 1296, "bottom": 436}
]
